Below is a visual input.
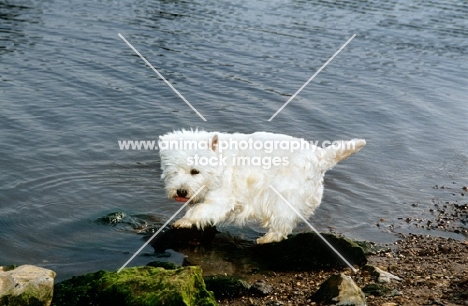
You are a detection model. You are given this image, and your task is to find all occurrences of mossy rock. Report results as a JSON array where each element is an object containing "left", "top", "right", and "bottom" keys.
[
  {"left": 1, "top": 295, "right": 45, "bottom": 306},
  {"left": 52, "top": 266, "right": 217, "bottom": 306}
]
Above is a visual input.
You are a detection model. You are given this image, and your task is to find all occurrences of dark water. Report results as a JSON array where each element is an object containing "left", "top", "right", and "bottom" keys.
[{"left": 1, "top": 0, "right": 467, "bottom": 281}]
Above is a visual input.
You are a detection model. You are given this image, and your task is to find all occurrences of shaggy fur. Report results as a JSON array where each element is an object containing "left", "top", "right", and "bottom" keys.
[{"left": 159, "top": 130, "right": 365, "bottom": 244}]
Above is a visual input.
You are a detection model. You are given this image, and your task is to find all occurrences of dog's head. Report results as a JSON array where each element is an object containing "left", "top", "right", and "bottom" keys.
[{"left": 159, "top": 130, "right": 223, "bottom": 204}]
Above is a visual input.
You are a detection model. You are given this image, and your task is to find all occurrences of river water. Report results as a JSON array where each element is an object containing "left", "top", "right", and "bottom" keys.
[{"left": 1, "top": 0, "right": 467, "bottom": 281}]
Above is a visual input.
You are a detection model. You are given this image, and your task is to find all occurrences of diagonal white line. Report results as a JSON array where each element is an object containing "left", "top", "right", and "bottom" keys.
[
  {"left": 268, "top": 185, "right": 358, "bottom": 273},
  {"left": 118, "top": 33, "right": 207, "bottom": 122},
  {"left": 268, "top": 34, "right": 356, "bottom": 121},
  {"left": 117, "top": 185, "right": 206, "bottom": 273}
]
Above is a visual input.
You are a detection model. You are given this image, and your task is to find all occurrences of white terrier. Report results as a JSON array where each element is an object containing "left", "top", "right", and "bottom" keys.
[{"left": 159, "top": 130, "right": 365, "bottom": 244}]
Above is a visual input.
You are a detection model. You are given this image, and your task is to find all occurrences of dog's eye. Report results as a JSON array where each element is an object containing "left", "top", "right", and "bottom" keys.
[{"left": 190, "top": 169, "right": 200, "bottom": 175}]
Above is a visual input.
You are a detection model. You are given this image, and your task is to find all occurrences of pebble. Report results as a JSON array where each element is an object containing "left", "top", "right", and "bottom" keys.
[{"left": 372, "top": 266, "right": 403, "bottom": 283}]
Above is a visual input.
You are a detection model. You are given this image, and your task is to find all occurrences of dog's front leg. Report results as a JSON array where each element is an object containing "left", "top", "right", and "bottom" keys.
[{"left": 173, "top": 201, "right": 232, "bottom": 229}]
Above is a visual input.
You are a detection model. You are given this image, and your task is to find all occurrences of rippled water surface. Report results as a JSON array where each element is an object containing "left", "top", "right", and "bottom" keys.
[{"left": 1, "top": 0, "right": 467, "bottom": 280}]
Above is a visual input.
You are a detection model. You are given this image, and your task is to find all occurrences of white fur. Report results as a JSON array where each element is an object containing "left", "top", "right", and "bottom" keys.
[{"left": 159, "top": 130, "right": 365, "bottom": 244}]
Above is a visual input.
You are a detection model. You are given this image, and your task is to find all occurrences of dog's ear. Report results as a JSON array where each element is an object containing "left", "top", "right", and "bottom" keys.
[{"left": 211, "top": 134, "right": 218, "bottom": 152}]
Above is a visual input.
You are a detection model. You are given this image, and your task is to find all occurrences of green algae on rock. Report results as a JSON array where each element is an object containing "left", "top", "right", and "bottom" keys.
[{"left": 52, "top": 266, "right": 217, "bottom": 306}]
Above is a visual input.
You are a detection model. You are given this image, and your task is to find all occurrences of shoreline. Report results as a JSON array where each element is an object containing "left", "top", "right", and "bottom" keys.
[
  {"left": 4, "top": 228, "right": 466, "bottom": 305},
  {"left": 212, "top": 184, "right": 467, "bottom": 305},
  {"left": 215, "top": 233, "right": 468, "bottom": 306},
  {"left": 5, "top": 185, "right": 465, "bottom": 305}
]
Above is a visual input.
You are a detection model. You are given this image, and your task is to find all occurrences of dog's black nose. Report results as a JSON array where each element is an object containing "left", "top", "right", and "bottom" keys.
[{"left": 176, "top": 189, "right": 188, "bottom": 198}]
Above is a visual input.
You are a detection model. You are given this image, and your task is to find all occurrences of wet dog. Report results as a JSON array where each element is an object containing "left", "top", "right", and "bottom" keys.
[{"left": 159, "top": 130, "right": 365, "bottom": 244}]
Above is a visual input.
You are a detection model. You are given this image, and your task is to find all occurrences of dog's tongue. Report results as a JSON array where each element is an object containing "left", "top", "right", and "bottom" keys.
[{"left": 174, "top": 197, "right": 190, "bottom": 203}]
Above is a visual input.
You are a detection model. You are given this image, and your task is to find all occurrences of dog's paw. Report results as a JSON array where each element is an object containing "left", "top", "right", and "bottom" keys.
[
  {"left": 256, "top": 233, "right": 287, "bottom": 244},
  {"left": 173, "top": 218, "right": 193, "bottom": 229}
]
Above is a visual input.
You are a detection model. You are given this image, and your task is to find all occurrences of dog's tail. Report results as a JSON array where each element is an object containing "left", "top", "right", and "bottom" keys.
[{"left": 320, "top": 139, "right": 366, "bottom": 171}]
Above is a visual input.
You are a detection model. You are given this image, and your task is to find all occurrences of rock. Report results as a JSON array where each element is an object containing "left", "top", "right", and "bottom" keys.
[
  {"left": 95, "top": 211, "right": 147, "bottom": 230},
  {"left": 381, "top": 303, "right": 398, "bottom": 306},
  {"left": 388, "top": 289, "right": 403, "bottom": 297},
  {"left": 250, "top": 280, "right": 273, "bottom": 295},
  {"left": 203, "top": 276, "right": 274, "bottom": 299},
  {"left": 52, "top": 266, "right": 216, "bottom": 306},
  {"left": 250, "top": 233, "right": 367, "bottom": 270},
  {"left": 0, "top": 264, "right": 56, "bottom": 306},
  {"left": 204, "top": 275, "right": 251, "bottom": 299},
  {"left": 149, "top": 229, "right": 367, "bottom": 274},
  {"left": 428, "top": 298, "right": 446, "bottom": 305},
  {"left": 354, "top": 241, "right": 391, "bottom": 255},
  {"left": 149, "top": 226, "right": 218, "bottom": 252},
  {"left": 362, "top": 283, "right": 391, "bottom": 296},
  {"left": 363, "top": 265, "right": 402, "bottom": 283},
  {"left": 311, "top": 273, "right": 366, "bottom": 306},
  {"left": 95, "top": 211, "right": 128, "bottom": 225}
]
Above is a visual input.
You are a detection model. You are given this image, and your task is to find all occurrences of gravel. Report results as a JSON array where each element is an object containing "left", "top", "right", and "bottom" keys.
[{"left": 216, "top": 185, "right": 468, "bottom": 306}]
